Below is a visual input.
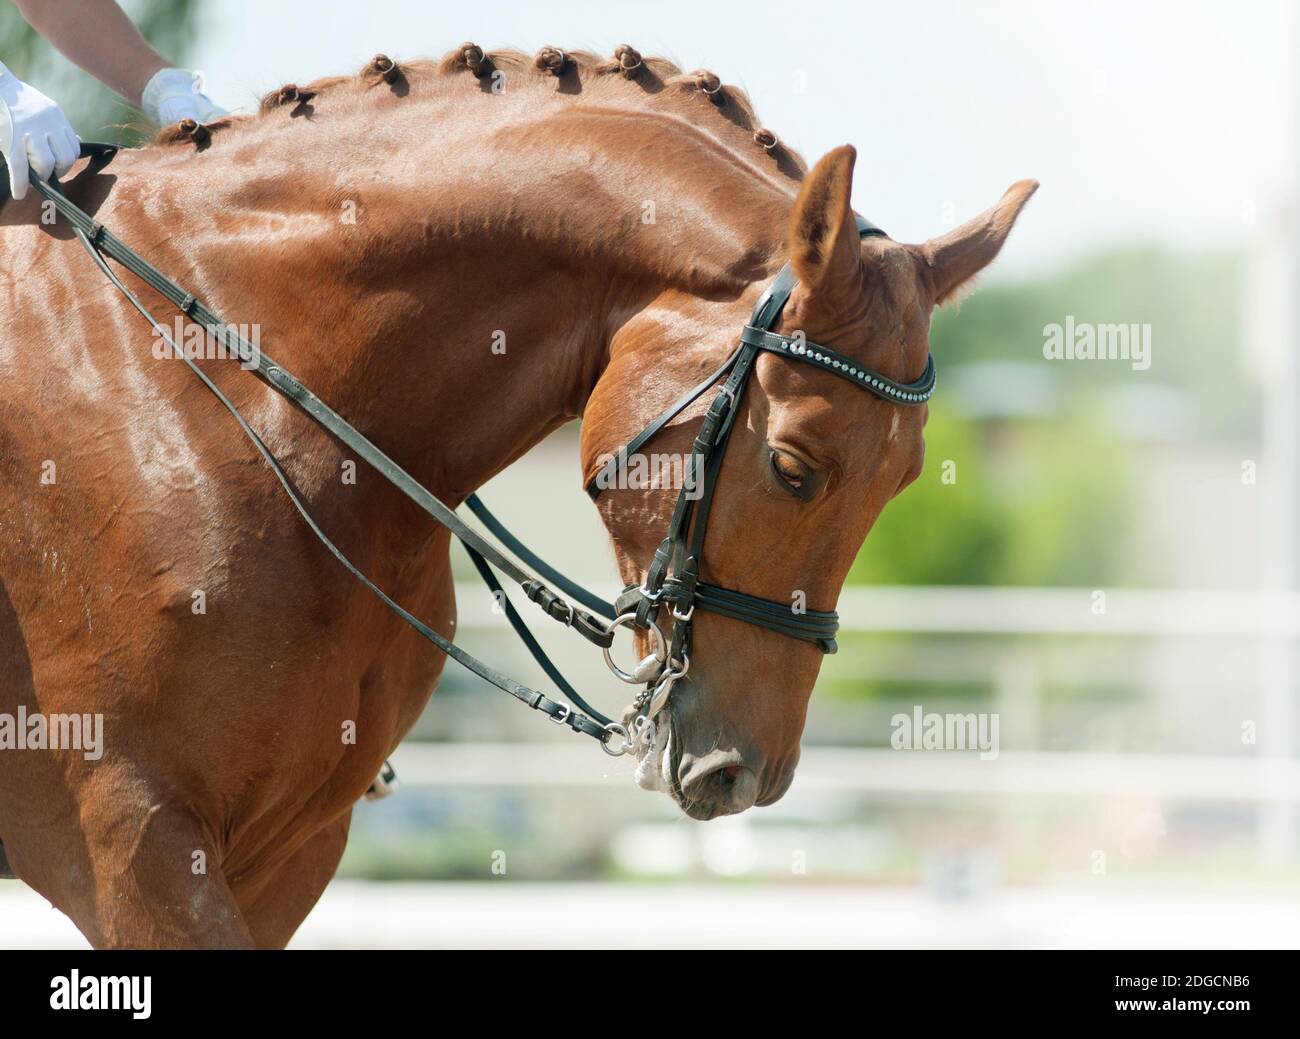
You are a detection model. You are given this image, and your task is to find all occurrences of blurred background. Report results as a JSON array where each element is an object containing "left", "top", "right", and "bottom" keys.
[{"left": 3, "top": 0, "right": 1299, "bottom": 948}]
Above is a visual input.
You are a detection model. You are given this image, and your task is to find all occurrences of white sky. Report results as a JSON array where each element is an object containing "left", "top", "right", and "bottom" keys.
[{"left": 188, "top": 0, "right": 1298, "bottom": 277}]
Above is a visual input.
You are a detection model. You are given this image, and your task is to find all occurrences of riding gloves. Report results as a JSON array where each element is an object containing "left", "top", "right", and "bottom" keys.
[
  {"left": 0, "top": 59, "right": 80, "bottom": 201},
  {"left": 141, "top": 67, "right": 227, "bottom": 128}
]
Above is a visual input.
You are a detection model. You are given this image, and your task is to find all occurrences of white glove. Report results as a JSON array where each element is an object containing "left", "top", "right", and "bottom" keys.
[
  {"left": 0, "top": 59, "right": 80, "bottom": 201},
  {"left": 141, "top": 67, "right": 227, "bottom": 128}
]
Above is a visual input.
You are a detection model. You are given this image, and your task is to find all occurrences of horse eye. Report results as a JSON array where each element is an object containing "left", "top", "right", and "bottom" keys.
[{"left": 769, "top": 449, "right": 807, "bottom": 496}]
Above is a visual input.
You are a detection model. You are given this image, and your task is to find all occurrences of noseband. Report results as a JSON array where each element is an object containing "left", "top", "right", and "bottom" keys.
[
  {"left": 24, "top": 146, "right": 935, "bottom": 758},
  {"left": 588, "top": 215, "right": 935, "bottom": 724}
]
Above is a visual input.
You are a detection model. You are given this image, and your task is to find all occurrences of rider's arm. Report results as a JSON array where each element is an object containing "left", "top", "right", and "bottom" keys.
[
  {"left": 2, "top": 0, "right": 226, "bottom": 199},
  {"left": 12, "top": 0, "right": 169, "bottom": 111},
  {"left": 12, "top": 0, "right": 226, "bottom": 127}
]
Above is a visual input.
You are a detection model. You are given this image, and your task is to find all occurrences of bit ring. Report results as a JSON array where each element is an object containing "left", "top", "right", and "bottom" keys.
[
  {"left": 601, "top": 722, "right": 632, "bottom": 756},
  {"left": 602, "top": 612, "right": 667, "bottom": 684}
]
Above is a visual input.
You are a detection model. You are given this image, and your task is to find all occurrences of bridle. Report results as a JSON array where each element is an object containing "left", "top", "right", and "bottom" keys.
[
  {"left": 587, "top": 214, "right": 935, "bottom": 737},
  {"left": 16, "top": 145, "right": 934, "bottom": 760}
]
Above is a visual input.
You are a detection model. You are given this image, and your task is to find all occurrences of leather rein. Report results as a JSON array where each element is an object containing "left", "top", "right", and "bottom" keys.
[{"left": 20, "top": 143, "right": 935, "bottom": 758}]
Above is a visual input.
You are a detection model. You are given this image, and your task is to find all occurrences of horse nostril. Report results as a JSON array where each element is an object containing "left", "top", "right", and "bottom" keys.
[{"left": 680, "top": 761, "right": 759, "bottom": 818}]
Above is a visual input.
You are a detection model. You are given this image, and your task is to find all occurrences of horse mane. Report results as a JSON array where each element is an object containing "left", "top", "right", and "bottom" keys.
[{"left": 151, "top": 44, "right": 808, "bottom": 181}]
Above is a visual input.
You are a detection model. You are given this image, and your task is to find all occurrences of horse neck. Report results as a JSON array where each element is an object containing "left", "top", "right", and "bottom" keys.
[{"left": 97, "top": 99, "right": 794, "bottom": 504}]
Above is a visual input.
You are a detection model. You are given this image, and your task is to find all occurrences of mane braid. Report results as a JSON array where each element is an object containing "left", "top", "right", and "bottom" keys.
[{"left": 148, "top": 45, "right": 807, "bottom": 176}]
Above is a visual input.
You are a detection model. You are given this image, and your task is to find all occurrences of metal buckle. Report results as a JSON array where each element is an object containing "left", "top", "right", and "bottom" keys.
[
  {"left": 672, "top": 602, "right": 695, "bottom": 622},
  {"left": 550, "top": 704, "right": 571, "bottom": 725},
  {"left": 602, "top": 612, "right": 667, "bottom": 684}
]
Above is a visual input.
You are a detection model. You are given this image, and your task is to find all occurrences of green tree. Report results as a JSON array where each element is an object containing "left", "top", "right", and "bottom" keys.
[
  {"left": 851, "top": 406, "right": 1134, "bottom": 588},
  {"left": 850, "top": 243, "right": 1248, "bottom": 589},
  {"left": 929, "top": 246, "right": 1249, "bottom": 439}
]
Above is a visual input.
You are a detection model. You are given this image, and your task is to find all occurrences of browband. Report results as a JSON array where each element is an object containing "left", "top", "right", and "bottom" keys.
[
  {"left": 739, "top": 326, "right": 936, "bottom": 402},
  {"left": 587, "top": 215, "right": 934, "bottom": 499}
]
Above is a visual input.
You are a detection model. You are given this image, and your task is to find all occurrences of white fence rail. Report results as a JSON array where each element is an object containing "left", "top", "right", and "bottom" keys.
[
  {"left": 389, "top": 743, "right": 1300, "bottom": 803},
  {"left": 431, "top": 583, "right": 1300, "bottom": 861},
  {"left": 453, "top": 582, "right": 1300, "bottom": 637}
]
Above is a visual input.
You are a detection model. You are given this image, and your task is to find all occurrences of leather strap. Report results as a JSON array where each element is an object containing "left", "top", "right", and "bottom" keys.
[
  {"left": 583, "top": 216, "right": 925, "bottom": 503},
  {"left": 24, "top": 147, "right": 618, "bottom": 744},
  {"left": 21, "top": 146, "right": 934, "bottom": 742},
  {"left": 464, "top": 494, "right": 616, "bottom": 621},
  {"left": 585, "top": 346, "right": 742, "bottom": 500},
  {"left": 615, "top": 582, "right": 838, "bottom": 653},
  {"left": 463, "top": 546, "right": 614, "bottom": 726},
  {"left": 27, "top": 161, "right": 612, "bottom": 641},
  {"left": 595, "top": 214, "right": 924, "bottom": 678}
]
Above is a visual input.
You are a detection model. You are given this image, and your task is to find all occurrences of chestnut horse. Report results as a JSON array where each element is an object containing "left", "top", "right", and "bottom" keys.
[{"left": 0, "top": 46, "right": 1035, "bottom": 947}]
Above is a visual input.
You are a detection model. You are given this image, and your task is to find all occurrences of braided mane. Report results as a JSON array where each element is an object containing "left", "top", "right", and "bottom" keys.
[{"left": 153, "top": 44, "right": 807, "bottom": 181}]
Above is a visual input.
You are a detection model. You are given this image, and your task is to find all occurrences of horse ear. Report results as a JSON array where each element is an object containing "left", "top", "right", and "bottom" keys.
[
  {"left": 922, "top": 180, "right": 1039, "bottom": 305},
  {"left": 787, "top": 145, "right": 862, "bottom": 304}
]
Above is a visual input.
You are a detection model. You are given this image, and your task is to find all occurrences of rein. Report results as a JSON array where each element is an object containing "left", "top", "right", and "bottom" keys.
[
  {"left": 18, "top": 143, "right": 935, "bottom": 761},
  {"left": 24, "top": 145, "right": 629, "bottom": 750}
]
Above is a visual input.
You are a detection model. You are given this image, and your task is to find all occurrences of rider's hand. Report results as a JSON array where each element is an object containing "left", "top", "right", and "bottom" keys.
[
  {"left": 141, "top": 67, "right": 226, "bottom": 128},
  {"left": 0, "top": 59, "right": 80, "bottom": 201}
]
